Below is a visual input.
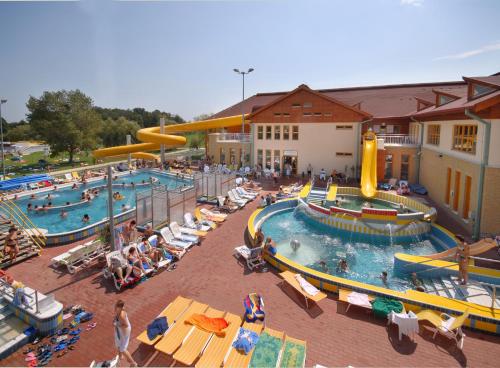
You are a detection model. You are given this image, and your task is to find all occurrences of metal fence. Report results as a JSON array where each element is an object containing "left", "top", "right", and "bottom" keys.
[{"left": 193, "top": 172, "right": 237, "bottom": 200}]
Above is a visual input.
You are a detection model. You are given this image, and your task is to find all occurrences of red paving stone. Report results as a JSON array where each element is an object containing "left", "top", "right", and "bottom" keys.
[{"left": 2, "top": 185, "right": 500, "bottom": 367}]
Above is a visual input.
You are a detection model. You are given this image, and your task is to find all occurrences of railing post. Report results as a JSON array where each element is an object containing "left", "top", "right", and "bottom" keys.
[
  {"left": 492, "top": 286, "right": 496, "bottom": 309},
  {"left": 35, "top": 290, "right": 39, "bottom": 314}
]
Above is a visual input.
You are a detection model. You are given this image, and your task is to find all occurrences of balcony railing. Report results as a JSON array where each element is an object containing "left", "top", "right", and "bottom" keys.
[
  {"left": 378, "top": 134, "right": 419, "bottom": 146},
  {"left": 216, "top": 133, "right": 251, "bottom": 143}
]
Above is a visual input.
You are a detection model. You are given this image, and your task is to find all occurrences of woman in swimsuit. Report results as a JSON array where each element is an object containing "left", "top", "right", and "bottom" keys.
[
  {"left": 4, "top": 227, "right": 19, "bottom": 263},
  {"left": 456, "top": 234, "right": 470, "bottom": 285}
]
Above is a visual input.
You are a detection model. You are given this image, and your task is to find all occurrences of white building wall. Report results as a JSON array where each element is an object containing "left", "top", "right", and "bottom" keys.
[
  {"left": 252, "top": 122, "right": 359, "bottom": 176},
  {"left": 488, "top": 119, "right": 500, "bottom": 168}
]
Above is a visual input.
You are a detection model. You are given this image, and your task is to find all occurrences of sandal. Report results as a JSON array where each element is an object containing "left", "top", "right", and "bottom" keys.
[
  {"left": 69, "top": 328, "right": 81, "bottom": 336},
  {"left": 57, "top": 350, "right": 67, "bottom": 358},
  {"left": 86, "top": 322, "right": 97, "bottom": 330}
]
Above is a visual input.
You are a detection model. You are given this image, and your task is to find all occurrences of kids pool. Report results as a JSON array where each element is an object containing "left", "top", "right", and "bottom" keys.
[{"left": 13, "top": 170, "right": 190, "bottom": 234}]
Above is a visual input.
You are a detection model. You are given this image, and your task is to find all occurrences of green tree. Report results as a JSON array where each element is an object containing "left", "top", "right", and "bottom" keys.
[
  {"left": 27, "top": 90, "right": 102, "bottom": 163},
  {"left": 5, "top": 124, "right": 32, "bottom": 142},
  {"left": 99, "top": 117, "right": 141, "bottom": 147}
]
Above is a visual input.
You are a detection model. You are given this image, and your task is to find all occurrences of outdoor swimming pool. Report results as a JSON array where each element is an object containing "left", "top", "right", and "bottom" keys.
[
  {"left": 260, "top": 208, "right": 443, "bottom": 291},
  {"left": 334, "top": 195, "right": 414, "bottom": 212},
  {"left": 13, "top": 171, "right": 190, "bottom": 234}
]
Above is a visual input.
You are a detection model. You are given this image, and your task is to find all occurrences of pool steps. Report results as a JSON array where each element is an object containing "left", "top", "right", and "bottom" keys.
[{"left": 0, "top": 297, "right": 30, "bottom": 359}]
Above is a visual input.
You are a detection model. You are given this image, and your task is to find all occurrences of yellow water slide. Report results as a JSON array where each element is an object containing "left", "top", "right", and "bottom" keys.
[
  {"left": 93, "top": 115, "right": 248, "bottom": 159},
  {"left": 360, "top": 131, "right": 377, "bottom": 198}
]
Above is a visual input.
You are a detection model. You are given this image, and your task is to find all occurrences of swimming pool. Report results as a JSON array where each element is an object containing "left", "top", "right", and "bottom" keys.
[
  {"left": 260, "top": 208, "right": 443, "bottom": 291},
  {"left": 333, "top": 195, "right": 414, "bottom": 212},
  {"left": 13, "top": 170, "right": 190, "bottom": 235}
]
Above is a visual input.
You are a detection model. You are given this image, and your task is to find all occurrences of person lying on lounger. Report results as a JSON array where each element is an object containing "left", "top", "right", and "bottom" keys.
[
  {"left": 155, "top": 237, "right": 185, "bottom": 259},
  {"left": 138, "top": 237, "right": 164, "bottom": 266},
  {"left": 127, "top": 247, "right": 150, "bottom": 273}
]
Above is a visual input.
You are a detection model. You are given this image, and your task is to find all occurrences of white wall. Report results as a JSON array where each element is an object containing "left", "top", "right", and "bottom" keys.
[
  {"left": 253, "top": 122, "right": 359, "bottom": 176},
  {"left": 488, "top": 119, "right": 500, "bottom": 168}
]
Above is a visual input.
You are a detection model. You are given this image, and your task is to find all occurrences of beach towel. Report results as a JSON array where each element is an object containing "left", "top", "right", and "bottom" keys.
[
  {"left": 185, "top": 313, "right": 229, "bottom": 336},
  {"left": 232, "top": 327, "right": 260, "bottom": 354},
  {"left": 249, "top": 332, "right": 283, "bottom": 368},
  {"left": 295, "top": 274, "right": 319, "bottom": 296},
  {"left": 371, "top": 297, "right": 403, "bottom": 319},
  {"left": 347, "top": 291, "right": 372, "bottom": 309},
  {"left": 280, "top": 340, "right": 306, "bottom": 368},
  {"left": 147, "top": 316, "right": 168, "bottom": 340}
]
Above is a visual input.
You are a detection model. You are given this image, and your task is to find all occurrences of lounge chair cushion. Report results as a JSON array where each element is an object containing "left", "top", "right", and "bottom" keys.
[{"left": 233, "top": 327, "right": 260, "bottom": 354}]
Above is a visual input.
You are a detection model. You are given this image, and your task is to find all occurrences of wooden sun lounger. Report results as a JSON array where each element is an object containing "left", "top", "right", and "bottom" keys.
[
  {"left": 338, "top": 288, "right": 375, "bottom": 313},
  {"left": 172, "top": 307, "right": 226, "bottom": 366},
  {"left": 224, "top": 321, "right": 264, "bottom": 368},
  {"left": 136, "top": 296, "right": 193, "bottom": 346},
  {"left": 195, "top": 313, "right": 243, "bottom": 368},
  {"left": 280, "top": 336, "right": 307, "bottom": 368},
  {"left": 279, "top": 271, "right": 327, "bottom": 308},
  {"left": 155, "top": 301, "right": 209, "bottom": 355}
]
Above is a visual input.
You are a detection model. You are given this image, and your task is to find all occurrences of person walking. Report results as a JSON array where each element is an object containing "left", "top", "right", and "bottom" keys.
[
  {"left": 455, "top": 235, "right": 470, "bottom": 285},
  {"left": 113, "top": 300, "right": 137, "bottom": 367}
]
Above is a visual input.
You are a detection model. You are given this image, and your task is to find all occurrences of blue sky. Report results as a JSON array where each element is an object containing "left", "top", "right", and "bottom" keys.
[{"left": 0, "top": 0, "right": 499, "bottom": 122}]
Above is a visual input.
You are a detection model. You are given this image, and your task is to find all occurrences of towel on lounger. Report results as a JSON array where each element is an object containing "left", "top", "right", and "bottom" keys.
[
  {"left": 294, "top": 274, "right": 319, "bottom": 296},
  {"left": 185, "top": 314, "right": 229, "bottom": 336},
  {"left": 347, "top": 291, "right": 372, "bottom": 309},
  {"left": 147, "top": 317, "right": 168, "bottom": 340}
]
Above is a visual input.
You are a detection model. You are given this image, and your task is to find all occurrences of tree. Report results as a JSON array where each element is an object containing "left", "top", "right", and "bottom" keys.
[
  {"left": 5, "top": 124, "right": 32, "bottom": 142},
  {"left": 193, "top": 113, "right": 213, "bottom": 121},
  {"left": 27, "top": 90, "right": 102, "bottom": 163},
  {"left": 99, "top": 117, "right": 141, "bottom": 147}
]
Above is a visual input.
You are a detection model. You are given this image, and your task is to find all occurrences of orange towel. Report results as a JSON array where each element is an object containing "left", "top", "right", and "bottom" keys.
[{"left": 185, "top": 313, "right": 230, "bottom": 336}]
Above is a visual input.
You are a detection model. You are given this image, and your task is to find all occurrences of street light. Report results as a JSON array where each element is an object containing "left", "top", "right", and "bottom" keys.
[
  {"left": 233, "top": 68, "right": 254, "bottom": 167},
  {"left": 0, "top": 99, "right": 7, "bottom": 181}
]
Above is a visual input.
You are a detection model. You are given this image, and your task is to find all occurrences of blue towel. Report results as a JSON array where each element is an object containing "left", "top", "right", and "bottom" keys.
[
  {"left": 147, "top": 316, "right": 168, "bottom": 340},
  {"left": 232, "top": 327, "right": 260, "bottom": 354}
]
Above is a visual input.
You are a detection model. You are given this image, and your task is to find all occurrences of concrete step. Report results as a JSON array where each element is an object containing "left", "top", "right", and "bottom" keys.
[
  {"left": 431, "top": 279, "right": 450, "bottom": 298},
  {"left": 440, "top": 277, "right": 460, "bottom": 299},
  {"left": 0, "top": 316, "right": 30, "bottom": 360}
]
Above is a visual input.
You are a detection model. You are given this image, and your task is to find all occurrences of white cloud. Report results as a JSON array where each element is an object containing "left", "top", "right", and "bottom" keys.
[
  {"left": 434, "top": 42, "right": 500, "bottom": 60},
  {"left": 401, "top": 0, "right": 424, "bottom": 6}
]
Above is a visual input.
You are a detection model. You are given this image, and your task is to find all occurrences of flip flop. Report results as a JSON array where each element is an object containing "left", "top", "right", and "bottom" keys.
[
  {"left": 28, "top": 360, "right": 38, "bottom": 367},
  {"left": 57, "top": 350, "right": 67, "bottom": 358},
  {"left": 68, "top": 345, "right": 75, "bottom": 351},
  {"left": 86, "top": 322, "right": 97, "bottom": 330},
  {"left": 25, "top": 356, "right": 37, "bottom": 362},
  {"left": 69, "top": 328, "right": 81, "bottom": 335},
  {"left": 70, "top": 320, "right": 78, "bottom": 328}
]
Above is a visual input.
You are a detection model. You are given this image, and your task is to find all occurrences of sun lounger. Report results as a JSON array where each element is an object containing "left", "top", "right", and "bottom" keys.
[
  {"left": 103, "top": 250, "right": 142, "bottom": 291},
  {"left": 184, "top": 213, "right": 212, "bottom": 232},
  {"left": 200, "top": 207, "right": 228, "bottom": 220},
  {"left": 196, "top": 207, "right": 224, "bottom": 223},
  {"left": 234, "top": 245, "right": 265, "bottom": 271},
  {"left": 249, "top": 327, "right": 285, "bottom": 368},
  {"left": 170, "top": 221, "right": 200, "bottom": 243},
  {"left": 224, "top": 321, "right": 264, "bottom": 368},
  {"left": 279, "top": 271, "right": 327, "bottom": 309},
  {"left": 228, "top": 191, "right": 247, "bottom": 207},
  {"left": 172, "top": 307, "right": 226, "bottom": 366},
  {"left": 338, "top": 288, "right": 374, "bottom": 313},
  {"left": 148, "top": 234, "right": 186, "bottom": 260},
  {"left": 195, "top": 313, "right": 243, "bottom": 368},
  {"left": 279, "top": 336, "right": 306, "bottom": 368},
  {"left": 416, "top": 308, "right": 469, "bottom": 349},
  {"left": 52, "top": 240, "right": 107, "bottom": 274},
  {"left": 64, "top": 173, "right": 73, "bottom": 182},
  {"left": 155, "top": 301, "right": 209, "bottom": 355},
  {"left": 136, "top": 296, "right": 193, "bottom": 345},
  {"left": 235, "top": 187, "right": 256, "bottom": 200},
  {"left": 71, "top": 171, "right": 80, "bottom": 180},
  {"left": 160, "top": 227, "right": 195, "bottom": 249}
]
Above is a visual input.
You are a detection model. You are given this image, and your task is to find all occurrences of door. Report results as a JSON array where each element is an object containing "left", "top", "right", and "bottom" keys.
[
  {"left": 445, "top": 168, "right": 451, "bottom": 204},
  {"left": 463, "top": 176, "right": 472, "bottom": 219},
  {"left": 453, "top": 171, "right": 461, "bottom": 211}
]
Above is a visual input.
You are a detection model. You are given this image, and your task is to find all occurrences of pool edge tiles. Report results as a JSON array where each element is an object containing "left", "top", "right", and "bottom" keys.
[{"left": 249, "top": 201, "right": 500, "bottom": 335}]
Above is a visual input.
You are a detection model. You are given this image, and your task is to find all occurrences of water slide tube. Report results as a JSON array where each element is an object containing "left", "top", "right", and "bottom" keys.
[
  {"left": 360, "top": 132, "right": 377, "bottom": 198},
  {"left": 424, "top": 238, "right": 497, "bottom": 260},
  {"left": 93, "top": 115, "right": 249, "bottom": 160}
]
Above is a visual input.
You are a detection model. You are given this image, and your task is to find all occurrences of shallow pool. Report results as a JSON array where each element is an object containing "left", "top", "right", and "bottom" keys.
[
  {"left": 13, "top": 171, "right": 190, "bottom": 234},
  {"left": 333, "top": 195, "right": 410, "bottom": 212},
  {"left": 260, "top": 208, "right": 443, "bottom": 291}
]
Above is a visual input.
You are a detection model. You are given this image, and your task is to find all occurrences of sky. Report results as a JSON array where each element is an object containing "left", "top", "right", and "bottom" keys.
[{"left": 0, "top": 0, "right": 499, "bottom": 122}]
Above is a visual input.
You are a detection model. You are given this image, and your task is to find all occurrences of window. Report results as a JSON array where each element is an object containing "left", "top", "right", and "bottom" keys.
[
  {"left": 283, "top": 113, "right": 290, "bottom": 118},
  {"left": 314, "top": 112, "right": 322, "bottom": 117},
  {"left": 472, "top": 83, "right": 494, "bottom": 98},
  {"left": 384, "top": 154, "right": 393, "bottom": 179},
  {"left": 400, "top": 154, "right": 409, "bottom": 181},
  {"left": 324, "top": 112, "right": 332, "bottom": 117},
  {"left": 427, "top": 125, "right": 440, "bottom": 145},
  {"left": 393, "top": 125, "right": 401, "bottom": 134},
  {"left": 291, "top": 103, "right": 301, "bottom": 108},
  {"left": 273, "top": 150, "right": 280, "bottom": 172},
  {"left": 266, "top": 126, "right": 272, "bottom": 140},
  {"left": 292, "top": 126, "right": 299, "bottom": 140},
  {"left": 257, "top": 126, "right": 263, "bottom": 140},
  {"left": 274, "top": 113, "right": 281, "bottom": 117},
  {"left": 257, "top": 149, "right": 263, "bottom": 168},
  {"left": 265, "top": 149, "right": 272, "bottom": 170},
  {"left": 438, "top": 94, "right": 454, "bottom": 106},
  {"left": 283, "top": 125, "right": 290, "bottom": 140},
  {"left": 303, "top": 102, "right": 312, "bottom": 108},
  {"left": 336, "top": 152, "right": 353, "bottom": 157},
  {"left": 303, "top": 112, "right": 312, "bottom": 117},
  {"left": 229, "top": 148, "right": 236, "bottom": 165},
  {"left": 452, "top": 125, "right": 477, "bottom": 154},
  {"left": 336, "top": 125, "right": 353, "bottom": 130},
  {"left": 274, "top": 125, "right": 280, "bottom": 140}
]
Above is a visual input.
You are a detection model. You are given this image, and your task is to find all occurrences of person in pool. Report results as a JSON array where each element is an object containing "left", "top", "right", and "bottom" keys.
[
  {"left": 27, "top": 203, "right": 33, "bottom": 212},
  {"left": 379, "top": 271, "right": 388, "bottom": 286},
  {"left": 264, "top": 237, "right": 277, "bottom": 256},
  {"left": 60, "top": 209, "right": 68, "bottom": 219},
  {"left": 319, "top": 260, "right": 329, "bottom": 273},
  {"left": 30, "top": 194, "right": 36, "bottom": 199},
  {"left": 336, "top": 258, "right": 349, "bottom": 273},
  {"left": 47, "top": 194, "right": 52, "bottom": 200},
  {"left": 82, "top": 214, "right": 90, "bottom": 223},
  {"left": 411, "top": 272, "right": 425, "bottom": 292}
]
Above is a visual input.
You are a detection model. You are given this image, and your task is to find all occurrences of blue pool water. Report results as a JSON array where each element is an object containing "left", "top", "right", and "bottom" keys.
[
  {"left": 13, "top": 171, "right": 190, "bottom": 234},
  {"left": 260, "top": 208, "right": 443, "bottom": 291}
]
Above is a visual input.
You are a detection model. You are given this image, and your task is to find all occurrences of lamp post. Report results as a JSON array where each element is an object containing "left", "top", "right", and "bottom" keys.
[
  {"left": 233, "top": 68, "right": 254, "bottom": 167},
  {"left": 0, "top": 99, "right": 7, "bottom": 180}
]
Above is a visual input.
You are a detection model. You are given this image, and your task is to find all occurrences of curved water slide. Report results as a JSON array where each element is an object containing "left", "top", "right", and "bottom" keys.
[
  {"left": 424, "top": 238, "right": 497, "bottom": 260},
  {"left": 360, "top": 132, "right": 377, "bottom": 198},
  {"left": 93, "top": 115, "right": 249, "bottom": 160}
]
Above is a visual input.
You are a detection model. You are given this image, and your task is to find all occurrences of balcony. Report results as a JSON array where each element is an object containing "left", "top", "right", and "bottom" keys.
[
  {"left": 215, "top": 133, "right": 251, "bottom": 143},
  {"left": 378, "top": 134, "right": 419, "bottom": 147}
]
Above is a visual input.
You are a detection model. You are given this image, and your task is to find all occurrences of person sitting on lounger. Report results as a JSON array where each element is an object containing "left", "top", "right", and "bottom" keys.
[
  {"left": 127, "top": 247, "right": 149, "bottom": 273},
  {"left": 259, "top": 196, "right": 267, "bottom": 208},
  {"left": 264, "top": 237, "right": 277, "bottom": 256},
  {"left": 138, "top": 237, "right": 164, "bottom": 266},
  {"left": 110, "top": 254, "right": 134, "bottom": 284},
  {"left": 154, "top": 237, "right": 184, "bottom": 259}
]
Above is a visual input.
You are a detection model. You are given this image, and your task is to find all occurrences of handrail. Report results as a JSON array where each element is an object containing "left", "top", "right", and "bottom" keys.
[
  {"left": 470, "top": 256, "right": 500, "bottom": 264},
  {"left": 0, "top": 200, "right": 45, "bottom": 250},
  {"left": 0, "top": 278, "right": 39, "bottom": 313}
]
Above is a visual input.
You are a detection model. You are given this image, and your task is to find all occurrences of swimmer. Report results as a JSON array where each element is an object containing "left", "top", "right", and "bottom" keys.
[
  {"left": 60, "top": 210, "right": 68, "bottom": 219},
  {"left": 336, "top": 258, "right": 349, "bottom": 273},
  {"left": 82, "top": 214, "right": 90, "bottom": 223},
  {"left": 30, "top": 194, "right": 36, "bottom": 199},
  {"left": 379, "top": 271, "right": 388, "bottom": 286},
  {"left": 42, "top": 204, "right": 48, "bottom": 212},
  {"left": 54, "top": 186, "right": 58, "bottom": 191},
  {"left": 72, "top": 183, "right": 78, "bottom": 190},
  {"left": 27, "top": 203, "right": 33, "bottom": 212},
  {"left": 121, "top": 204, "right": 130, "bottom": 212},
  {"left": 411, "top": 272, "right": 425, "bottom": 292},
  {"left": 66, "top": 202, "right": 70, "bottom": 206},
  {"left": 47, "top": 194, "right": 52, "bottom": 200},
  {"left": 318, "top": 260, "right": 329, "bottom": 273},
  {"left": 47, "top": 202, "right": 52, "bottom": 207},
  {"left": 34, "top": 205, "right": 39, "bottom": 212}
]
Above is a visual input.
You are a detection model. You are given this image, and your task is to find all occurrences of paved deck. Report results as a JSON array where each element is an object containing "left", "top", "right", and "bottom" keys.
[{"left": 2, "top": 185, "right": 500, "bottom": 367}]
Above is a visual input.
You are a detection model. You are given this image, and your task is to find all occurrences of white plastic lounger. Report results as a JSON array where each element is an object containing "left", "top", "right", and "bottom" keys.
[
  {"left": 230, "top": 189, "right": 250, "bottom": 204},
  {"left": 184, "top": 213, "right": 211, "bottom": 232},
  {"left": 148, "top": 234, "right": 186, "bottom": 260},
  {"left": 228, "top": 190, "right": 247, "bottom": 206},
  {"left": 200, "top": 208, "right": 228, "bottom": 219},
  {"left": 169, "top": 222, "right": 200, "bottom": 243},
  {"left": 235, "top": 187, "right": 256, "bottom": 200},
  {"left": 234, "top": 245, "right": 265, "bottom": 270},
  {"left": 137, "top": 237, "right": 172, "bottom": 270},
  {"left": 160, "top": 227, "right": 194, "bottom": 249}
]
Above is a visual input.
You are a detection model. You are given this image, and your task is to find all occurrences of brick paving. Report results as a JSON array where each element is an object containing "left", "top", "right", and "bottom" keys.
[{"left": 2, "top": 183, "right": 500, "bottom": 367}]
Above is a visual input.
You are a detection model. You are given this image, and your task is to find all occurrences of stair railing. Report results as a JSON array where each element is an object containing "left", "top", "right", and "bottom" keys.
[{"left": 0, "top": 199, "right": 45, "bottom": 250}]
